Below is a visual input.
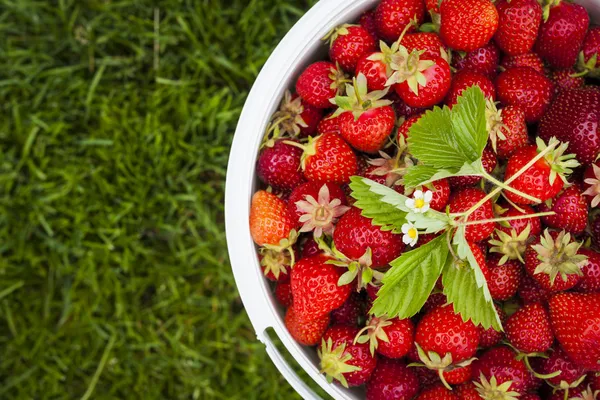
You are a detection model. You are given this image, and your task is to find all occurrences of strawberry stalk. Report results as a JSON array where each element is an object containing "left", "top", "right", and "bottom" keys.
[
  {"left": 481, "top": 171, "right": 541, "bottom": 203},
  {"left": 458, "top": 211, "right": 556, "bottom": 227}
]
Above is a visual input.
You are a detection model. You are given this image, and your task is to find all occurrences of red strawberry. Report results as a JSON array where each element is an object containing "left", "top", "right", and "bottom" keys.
[
  {"left": 525, "top": 230, "right": 586, "bottom": 293},
  {"left": 439, "top": 0, "right": 499, "bottom": 52},
  {"left": 291, "top": 254, "right": 352, "bottom": 321},
  {"left": 448, "top": 188, "right": 495, "bottom": 242},
  {"left": 479, "top": 305, "right": 507, "bottom": 348},
  {"left": 503, "top": 139, "right": 578, "bottom": 205},
  {"left": 356, "top": 316, "right": 414, "bottom": 359},
  {"left": 538, "top": 87, "right": 600, "bottom": 166},
  {"left": 374, "top": 0, "right": 425, "bottom": 43},
  {"left": 472, "top": 346, "right": 536, "bottom": 395},
  {"left": 590, "top": 374, "right": 600, "bottom": 392},
  {"left": 301, "top": 236, "right": 321, "bottom": 258},
  {"left": 494, "top": 0, "right": 542, "bottom": 56},
  {"left": 285, "top": 308, "right": 330, "bottom": 346},
  {"left": 275, "top": 282, "right": 293, "bottom": 307},
  {"left": 449, "top": 145, "right": 497, "bottom": 188},
  {"left": 257, "top": 140, "right": 305, "bottom": 190},
  {"left": 365, "top": 358, "right": 419, "bottom": 400},
  {"left": 486, "top": 255, "right": 522, "bottom": 301},
  {"left": 401, "top": 32, "right": 446, "bottom": 60},
  {"left": 397, "top": 114, "right": 422, "bottom": 142},
  {"left": 548, "top": 385, "right": 598, "bottom": 400},
  {"left": 575, "top": 248, "right": 600, "bottom": 293},
  {"left": 319, "top": 325, "right": 378, "bottom": 387},
  {"left": 317, "top": 112, "right": 341, "bottom": 135},
  {"left": 333, "top": 207, "right": 404, "bottom": 268},
  {"left": 359, "top": 11, "right": 379, "bottom": 40},
  {"left": 535, "top": 2, "right": 589, "bottom": 68},
  {"left": 539, "top": 346, "right": 587, "bottom": 388},
  {"left": 551, "top": 69, "right": 585, "bottom": 93},
  {"left": 421, "top": 179, "right": 450, "bottom": 212},
  {"left": 441, "top": 365, "right": 472, "bottom": 385},
  {"left": 361, "top": 153, "right": 407, "bottom": 194},
  {"left": 488, "top": 104, "right": 529, "bottom": 159},
  {"left": 454, "top": 382, "right": 480, "bottom": 400},
  {"left": 425, "top": 0, "right": 439, "bottom": 14},
  {"left": 392, "top": 56, "right": 452, "bottom": 108},
  {"left": 250, "top": 190, "right": 295, "bottom": 246},
  {"left": 416, "top": 384, "right": 459, "bottom": 400},
  {"left": 496, "top": 67, "right": 553, "bottom": 123},
  {"left": 519, "top": 274, "right": 551, "bottom": 305},
  {"left": 505, "top": 302, "right": 554, "bottom": 354},
  {"left": 422, "top": 291, "right": 448, "bottom": 314},
  {"left": 445, "top": 70, "right": 496, "bottom": 107},
  {"left": 356, "top": 52, "right": 390, "bottom": 92},
  {"left": 549, "top": 292, "right": 600, "bottom": 370},
  {"left": 453, "top": 41, "right": 501, "bottom": 79},
  {"left": 495, "top": 203, "right": 542, "bottom": 237},
  {"left": 393, "top": 97, "right": 427, "bottom": 118},
  {"left": 333, "top": 75, "right": 396, "bottom": 153},
  {"left": 296, "top": 62, "right": 348, "bottom": 109},
  {"left": 520, "top": 394, "right": 541, "bottom": 400},
  {"left": 331, "top": 292, "right": 364, "bottom": 327},
  {"left": 299, "top": 132, "right": 358, "bottom": 184},
  {"left": 580, "top": 26, "right": 600, "bottom": 74},
  {"left": 326, "top": 25, "right": 377, "bottom": 73},
  {"left": 539, "top": 185, "right": 588, "bottom": 235},
  {"left": 287, "top": 181, "right": 349, "bottom": 237},
  {"left": 501, "top": 53, "right": 545, "bottom": 74}
]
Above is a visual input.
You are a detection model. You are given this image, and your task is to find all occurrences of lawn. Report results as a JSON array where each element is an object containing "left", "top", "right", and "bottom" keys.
[{"left": 0, "top": 0, "right": 319, "bottom": 398}]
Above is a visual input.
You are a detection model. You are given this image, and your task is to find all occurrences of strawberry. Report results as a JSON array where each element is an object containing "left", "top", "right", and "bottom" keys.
[
  {"left": 549, "top": 385, "right": 599, "bottom": 400},
  {"left": 525, "top": 229, "right": 586, "bottom": 293},
  {"left": 331, "top": 292, "right": 364, "bottom": 327},
  {"left": 472, "top": 346, "right": 537, "bottom": 395},
  {"left": 374, "top": 0, "right": 425, "bottom": 43},
  {"left": 285, "top": 308, "right": 330, "bottom": 346},
  {"left": 401, "top": 32, "right": 446, "bottom": 60},
  {"left": 539, "top": 346, "right": 587, "bottom": 389},
  {"left": 319, "top": 325, "right": 378, "bottom": 387},
  {"left": 519, "top": 274, "right": 551, "bottom": 305},
  {"left": 505, "top": 302, "right": 554, "bottom": 354},
  {"left": 488, "top": 103, "right": 529, "bottom": 159},
  {"left": 333, "top": 74, "right": 396, "bottom": 153},
  {"left": 538, "top": 87, "right": 600, "bottom": 166},
  {"left": 257, "top": 139, "right": 305, "bottom": 190},
  {"left": 455, "top": 383, "right": 481, "bottom": 400},
  {"left": 520, "top": 395, "right": 541, "bottom": 400},
  {"left": 441, "top": 365, "right": 472, "bottom": 385},
  {"left": 359, "top": 11, "right": 379, "bottom": 40},
  {"left": 496, "top": 67, "right": 553, "bottom": 123},
  {"left": 287, "top": 181, "right": 349, "bottom": 237},
  {"left": 391, "top": 56, "right": 452, "bottom": 108},
  {"left": 275, "top": 282, "right": 293, "bottom": 307},
  {"left": 356, "top": 52, "right": 391, "bottom": 92},
  {"left": 439, "top": 0, "right": 499, "bottom": 52},
  {"left": 579, "top": 26, "right": 600, "bottom": 75},
  {"left": 448, "top": 188, "right": 495, "bottom": 242},
  {"left": 495, "top": 203, "right": 542, "bottom": 237},
  {"left": 503, "top": 139, "right": 578, "bottom": 205},
  {"left": 539, "top": 185, "right": 588, "bottom": 235},
  {"left": 296, "top": 62, "right": 348, "bottom": 109},
  {"left": 298, "top": 132, "right": 358, "bottom": 184},
  {"left": 397, "top": 114, "right": 422, "bottom": 142},
  {"left": 494, "top": 0, "right": 542, "bottom": 56},
  {"left": 575, "top": 248, "right": 600, "bottom": 293},
  {"left": 355, "top": 315, "right": 414, "bottom": 358},
  {"left": 259, "top": 243, "right": 296, "bottom": 282},
  {"left": 301, "top": 236, "right": 321, "bottom": 258},
  {"left": 549, "top": 292, "right": 600, "bottom": 370},
  {"left": 267, "top": 91, "right": 324, "bottom": 138},
  {"left": 479, "top": 305, "right": 507, "bottom": 348},
  {"left": 535, "top": 2, "right": 589, "bottom": 69},
  {"left": 486, "top": 254, "right": 522, "bottom": 301},
  {"left": 415, "top": 305, "right": 480, "bottom": 386},
  {"left": 317, "top": 112, "right": 341, "bottom": 135},
  {"left": 551, "top": 69, "right": 585, "bottom": 94},
  {"left": 420, "top": 179, "right": 451, "bottom": 212},
  {"left": 425, "top": 0, "right": 439, "bottom": 14},
  {"left": 333, "top": 207, "right": 404, "bottom": 268},
  {"left": 501, "top": 53, "right": 545, "bottom": 74},
  {"left": 593, "top": 215, "right": 600, "bottom": 249},
  {"left": 422, "top": 291, "right": 448, "bottom": 313},
  {"left": 291, "top": 254, "right": 352, "bottom": 321},
  {"left": 590, "top": 374, "right": 600, "bottom": 392},
  {"left": 250, "top": 190, "right": 295, "bottom": 246},
  {"left": 361, "top": 154, "right": 407, "bottom": 194},
  {"left": 365, "top": 358, "right": 419, "bottom": 400},
  {"left": 393, "top": 97, "right": 426, "bottom": 118},
  {"left": 449, "top": 145, "right": 497, "bottom": 188},
  {"left": 416, "top": 384, "right": 459, "bottom": 400},
  {"left": 453, "top": 41, "right": 501, "bottom": 79},
  {"left": 326, "top": 25, "right": 377, "bottom": 73},
  {"left": 445, "top": 70, "right": 496, "bottom": 107}
]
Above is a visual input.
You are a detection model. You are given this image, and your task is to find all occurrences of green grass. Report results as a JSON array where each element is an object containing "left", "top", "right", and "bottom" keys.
[{"left": 0, "top": 0, "right": 320, "bottom": 398}]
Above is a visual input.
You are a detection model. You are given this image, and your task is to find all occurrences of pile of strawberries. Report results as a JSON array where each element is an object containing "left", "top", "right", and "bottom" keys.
[{"left": 248, "top": 0, "right": 600, "bottom": 398}]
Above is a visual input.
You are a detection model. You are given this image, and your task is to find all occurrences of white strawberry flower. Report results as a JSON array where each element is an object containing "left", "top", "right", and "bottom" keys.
[
  {"left": 584, "top": 163, "right": 600, "bottom": 208},
  {"left": 405, "top": 190, "right": 433, "bottom": 214},
  {"left": 401, "top": 222, "right": 419, "bottom": 247},
  {"left": 296, "top": 184, "right": 350, "bottom": 238}
]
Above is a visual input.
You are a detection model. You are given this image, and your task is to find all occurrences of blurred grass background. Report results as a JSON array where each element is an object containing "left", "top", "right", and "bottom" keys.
[{"left": 0, "top": 0, "right": 320, "bottom": 398}]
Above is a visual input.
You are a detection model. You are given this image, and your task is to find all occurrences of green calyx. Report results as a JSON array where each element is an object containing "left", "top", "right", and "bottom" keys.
[
  {"left": 328, "top": 63, "right": 350, "bottom": 93},
  {"left": 385, "top": 46, "right": 435, "bottom": 96},
  {"left": 322, "top": 24, "right": 357, "bottom": 47},
  {"left": 260, "top": 230, "right": 298, "bottom": 279},
  {"left": 330, "top": 73, "right": 392, "bottom": 120},
  {"left": 486, "top": 99, "right": 508, "bottom": 154},
  {"left": 264, "top": 90, "right": 308, "bottom": 141},
  {"left": 532, "top": 229, "right": 587, "bottom": 285},
  {"left": 318, "top": 338, "right": 361, "bottom": 388},
  {"left": 577, "top": 51, "right": 600, "bottom": 79},
  {"left": 474, "top": 373, "right": 520, "bottom": 400},
  {"left": 283, "top": 137, "right": 316, "bottom": 171},
  {"left": 489, "top": 225, "right": 531, "bottom": 264},
  {"left": 367, "top": 150, "right": 414, "bottom": 188},
  {"left": 541, "top": 0, "right": 562, "bottom": 22},
  {"left": 410, "top": 343, "right": 477, "bottom": 390},
  {"left": 354, "top": 315, "right": 393, "bottom": 356},
  {"left": 536, "top": 137, "right": 580, "bottom": 186},
  {"left": 571, "top": 385, "right": 600, "bottom": 400}
]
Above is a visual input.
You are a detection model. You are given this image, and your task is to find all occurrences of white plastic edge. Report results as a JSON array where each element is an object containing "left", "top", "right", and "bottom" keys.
[{"left": 225, "top": 0, "right": 600, "bottom": 399}]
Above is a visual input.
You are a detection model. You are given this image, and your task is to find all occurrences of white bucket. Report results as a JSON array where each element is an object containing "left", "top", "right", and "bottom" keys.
[{"left": 224, "top": 1, "right": 600, "bottom": 398}]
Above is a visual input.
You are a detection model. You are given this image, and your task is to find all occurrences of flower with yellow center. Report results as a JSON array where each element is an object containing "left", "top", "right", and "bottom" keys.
[
  {"left": 405, "top": 190, "right": 433, "bottom": 214},
  {"left": 401, "top": 222, "right": 419, "bottom": 247}
]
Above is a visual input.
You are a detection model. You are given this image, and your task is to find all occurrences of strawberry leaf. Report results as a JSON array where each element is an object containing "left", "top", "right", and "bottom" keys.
[
  {"left": 403, "top": 160, "right": 483, "bottom": 189},
  {"left": 371, "top": 235, "right": 449, "bottom": 318}
]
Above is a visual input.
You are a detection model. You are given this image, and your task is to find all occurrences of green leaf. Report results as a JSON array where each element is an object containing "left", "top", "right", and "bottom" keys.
[
  {"left": 349, "top": 176, "right": 409, "bottom": 233},
  {"left": 403, "top": 160, "right": 483, "bottom": 189},
  {"left": 407, "top": 86, "right": 488, "bottom": 171},
  {"left": 407, "top": 211, "right": 451, "bottom": 234},
  {"left": 371, "top": 235, "right": 449, "bottom": 318}
]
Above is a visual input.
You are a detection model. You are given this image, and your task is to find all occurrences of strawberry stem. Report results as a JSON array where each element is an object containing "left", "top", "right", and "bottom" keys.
[
  {"left": 459, "top": 211, "right": 556, "bottom": 227},
  {"left": 482, "top": 171, "right": 541, "bottom": 203}
]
